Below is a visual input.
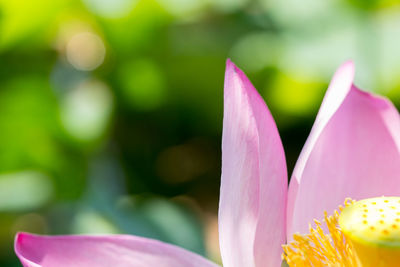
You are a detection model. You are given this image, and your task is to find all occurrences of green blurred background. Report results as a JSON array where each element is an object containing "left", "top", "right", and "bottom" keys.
[{"left": 1, "top": 0, "right": 400, "bottom": 265}]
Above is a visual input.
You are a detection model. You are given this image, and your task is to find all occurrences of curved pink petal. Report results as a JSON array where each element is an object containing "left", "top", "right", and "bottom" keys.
[
  {"left": 15, "top": 232, "right": 219, "bottom": 267},
  {"left": 219, "top": 60, "right": 287, "bottom": 267},
  {"left": 287, "top": 61, "right": 400, "bottom": 238}
]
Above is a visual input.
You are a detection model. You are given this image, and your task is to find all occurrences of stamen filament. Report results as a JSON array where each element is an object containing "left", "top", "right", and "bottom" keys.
[
  {"left": 283, "top": 197, "right": 400, "bottom": 266},
  {"left": 282, "top": 199, "right": 358, "bottom": 266}
]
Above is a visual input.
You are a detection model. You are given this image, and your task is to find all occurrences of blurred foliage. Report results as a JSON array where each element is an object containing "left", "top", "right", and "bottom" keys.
[{"left": 1, "top": 0, "right": 400, "bottom": 265}]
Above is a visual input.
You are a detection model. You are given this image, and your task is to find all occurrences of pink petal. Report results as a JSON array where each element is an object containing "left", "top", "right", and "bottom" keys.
[
  {"left": 287, "top": 61, "right": 400, "bottom": 238},
  {"left": 15, "top": 232, "right": 219, "bottom": 267},
  {"left": 219, "top": 60, "right": 287, "bottom": 267}
]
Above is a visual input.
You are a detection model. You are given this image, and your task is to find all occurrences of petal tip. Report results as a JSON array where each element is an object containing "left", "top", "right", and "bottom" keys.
[
  {"left": 337, "top": 60, "right": 355, "bottom": 77},
  {"left": 14, "top": 232, "right": 31, "bottom": 254},
  {"left": 14, "top": 232, "right": 30, "bottom": 265},
  {"left": 15, "top": 232, "right": 26, "bottom": 246},
  {"left": 343, "top": 59, "right": 355, "bottom": 67},
  {"left": 15, "top": 232, "right": 33, "bottom": 242},
  {"left": 224, "top": 59, "right": 246, "bottom": 95},
  {"left": 225, "top": 58, "right": 239, "bottom": 74}
]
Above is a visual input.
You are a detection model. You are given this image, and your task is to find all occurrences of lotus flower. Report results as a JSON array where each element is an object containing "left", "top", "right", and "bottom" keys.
[{"left": 15, "top": 60, "right": 400, "bottom": 267}]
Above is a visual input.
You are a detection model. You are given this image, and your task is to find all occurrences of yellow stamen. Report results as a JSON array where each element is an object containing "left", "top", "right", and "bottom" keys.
[
  {"left": 283, "top": 197, "right": 400, "bottom": 266},
  {"left": 282, "top": 198, "right": 357, "bottom": 266}
]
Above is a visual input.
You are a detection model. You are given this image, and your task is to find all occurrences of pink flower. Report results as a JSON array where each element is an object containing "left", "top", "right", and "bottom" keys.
[{"left": 15, "top": 60, "right": 400, "bottom": 267}]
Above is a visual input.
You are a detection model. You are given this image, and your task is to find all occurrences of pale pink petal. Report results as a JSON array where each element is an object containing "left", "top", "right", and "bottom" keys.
[
  {"left": 219, "top": 60, "right": 287, "bottom": 267},
  {"left": 287, "top": 61, "right": 400, "bottom": 238},
  {"left": 15, "top": 232, "right": 219, "bottom": 267}
]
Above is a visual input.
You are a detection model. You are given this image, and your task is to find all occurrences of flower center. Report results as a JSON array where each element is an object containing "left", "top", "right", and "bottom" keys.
[
  {"left": 339, "top": 197, "right": 400, "bottom": 266},
  {"left": 283, "top": 197, "right": 400, "bottom": 266}
]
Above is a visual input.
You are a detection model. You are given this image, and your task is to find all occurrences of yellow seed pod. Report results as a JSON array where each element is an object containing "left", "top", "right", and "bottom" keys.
[{"left": 339, "top": 197, "right": 400, "bottom": 267}]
